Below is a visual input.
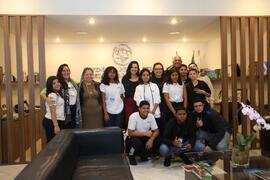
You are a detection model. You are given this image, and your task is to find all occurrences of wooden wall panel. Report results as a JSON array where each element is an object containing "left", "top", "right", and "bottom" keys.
[
  {"left": 249, "top": 17, "right": 256, "bottom": 148},
  {"left": 0, "top": 66, "right": 2, "bottom": 164},
  {"left": 221, "top": 16, "right": 270, "bottom": 149},
  {"left": 220, "top": 17, "right": 229, "bottom": 123},
  {"left": 267, "top": 17, "right": 270, "bottom": 113},
  {"left": 3, "top": 16, "right": 14, "bottom": 163},
  {"left": 240, "top": 17, "right": 247, "bottom": 135},
  {"left": 37, "top": 16, "right": 46, "bottom": 148},
  {"left": 230, "top": 17, "right": 238, "bottom": 145},
  {"left": 15, "top": 16, "right": 25, "bottom": 162},
  {"left": 26, "top": 16, "right": 36, "bottom": 159},
  {"left": 258, "top": 17, "right": 264, "bottom": 114}
]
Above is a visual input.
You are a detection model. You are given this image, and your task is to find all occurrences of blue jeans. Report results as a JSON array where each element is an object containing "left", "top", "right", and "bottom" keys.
[
  {"left": 192, "top": 129, "right": 230, "bottom": 152},
  {"left": 104, "top": 111, "right": 123, "bottom": 128},
  {"left": 159, "top": 141, "right": 190, "bottom": 158}
]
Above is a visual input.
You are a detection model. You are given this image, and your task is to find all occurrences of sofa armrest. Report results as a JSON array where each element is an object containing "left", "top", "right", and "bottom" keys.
[
  {"left": 74, "top": 127, "right": 124, "bottom": 156},
  {"left": 15, "top": 130, "right": 78, "bottom": 180}
]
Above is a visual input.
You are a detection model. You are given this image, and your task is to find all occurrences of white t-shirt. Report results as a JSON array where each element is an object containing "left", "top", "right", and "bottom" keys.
[
  {"left": 162, "top": 82, "right": 184, "bottom": 103},
  {"left": 100, "top": 83, "right": 125, "bottom": 114},
  {"left": 68, "top": 82, "right": 77, "bottom": 105},
  {"left": 128, "top": 112, "right": 158, "bottom": 134},
  {"left": 45, "top": 92, "right": 65, "bottom": 121},
  {"left": 134, "top": 82, "right": 161, "bottom": 118}
]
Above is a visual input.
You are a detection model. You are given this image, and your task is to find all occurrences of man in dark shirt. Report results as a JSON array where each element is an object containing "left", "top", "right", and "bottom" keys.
[
  {"left": 159, "top": 106, "right": 196, "bottom": 166},
  {"left": 190, "top": 98, "right": 230, "bottom": 153}
]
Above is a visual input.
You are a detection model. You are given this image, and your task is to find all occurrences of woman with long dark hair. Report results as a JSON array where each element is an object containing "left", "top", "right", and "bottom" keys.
[
  {"left": 163, "top": 69, "right": 187, "bottom": 122},
  {"left": 134, "top": 68, "right": 161, "bottom": 128},
  {"left": 41, "top": 64, "right": 81, "bottom": 129},
  {"left": 122, "top": 61, "right": 140, "bottom": 128},
  {"left": 100, "top": 66, "right": 125, "bottom": 128},
  {"left": 79, "top": 67, "right": 103, "bottom": 129},
  {"left": 42, "top": 76, "right": 65, "bottom": 142}
]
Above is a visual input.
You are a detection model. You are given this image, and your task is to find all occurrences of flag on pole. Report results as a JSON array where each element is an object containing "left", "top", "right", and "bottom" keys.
[{"left": 191, "top": 50, "right": 195, "bottom": 64}]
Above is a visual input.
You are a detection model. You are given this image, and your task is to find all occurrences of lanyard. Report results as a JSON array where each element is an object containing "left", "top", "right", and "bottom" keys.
[{"left": 143, "top": 83, "right": 154, "bottom": 105}]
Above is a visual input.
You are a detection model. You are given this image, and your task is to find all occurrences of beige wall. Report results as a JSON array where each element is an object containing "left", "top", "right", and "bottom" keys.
[{"left": 45, "top": 42, "right": 210, "bottom": 81}]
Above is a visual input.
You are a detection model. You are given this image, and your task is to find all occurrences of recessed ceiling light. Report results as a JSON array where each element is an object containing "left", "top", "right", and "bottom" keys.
[
  {"left": 142, "top": 37, "right": 147, "bottom": 42},
  {"left": 168, "top": 31, "right": 180, "bottom": 35},
  {"left": 55, "top": 37, "right": 60, "bottom": 43},
  {"left": 99, "top": 37, "right": 104, "bottom": 42},
  {"left": 182, "top": 37, "right": 187, "bottom": 42},
  {"left": 76, "top": 31, "right": 88, "bottom": 35},
  {"left": 171, "top": 18, "right": 177, "bottom": 25},
  {"left": 89, "top": 18, "right": 95, "bottom": 25}
]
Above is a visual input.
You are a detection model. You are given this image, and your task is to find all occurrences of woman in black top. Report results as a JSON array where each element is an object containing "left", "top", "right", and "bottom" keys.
[
  {"left": 186, "top": 69, "right": 211, "bottom": 112},
  {"left": 122, "top": 61, "right": 140, "bottom": 128},
  {"left": 150, "top": 62, "right": 166, "bottom": 135}
]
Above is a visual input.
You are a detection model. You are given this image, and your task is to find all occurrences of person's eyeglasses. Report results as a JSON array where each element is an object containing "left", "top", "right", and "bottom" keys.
[{"left": 154, "top": 68, "right": 163, "bottom": 70}]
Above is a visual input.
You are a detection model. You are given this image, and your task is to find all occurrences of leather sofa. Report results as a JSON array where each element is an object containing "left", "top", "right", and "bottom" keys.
[{"left": 15, "top": 127, "right": 134, "bottom": 180}]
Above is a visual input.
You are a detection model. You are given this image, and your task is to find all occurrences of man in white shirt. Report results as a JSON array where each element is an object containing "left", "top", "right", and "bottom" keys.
[{"left": 126, "top": 101, "right": 160, "bottom": 165}]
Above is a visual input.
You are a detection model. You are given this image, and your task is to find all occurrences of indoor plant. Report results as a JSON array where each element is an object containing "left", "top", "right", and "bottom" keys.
[{"left": 231, "top": 103, "right": 270, "bottom": 167}]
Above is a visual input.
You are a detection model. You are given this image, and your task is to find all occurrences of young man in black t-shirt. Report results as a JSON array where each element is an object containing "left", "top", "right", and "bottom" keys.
[{"left": 159, "top": 106, "right": 196, "bottom": 166}]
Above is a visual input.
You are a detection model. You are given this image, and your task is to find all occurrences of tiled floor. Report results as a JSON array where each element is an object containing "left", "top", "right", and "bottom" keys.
[
  {"left": 130, "top": 158, "right": 185, "bottom": 180},
  {"left": 0, "top": 164, "right": 27, "bottom": 180},
  {"left": 0, "top": 150, "right": 261, "bottom": 180}
]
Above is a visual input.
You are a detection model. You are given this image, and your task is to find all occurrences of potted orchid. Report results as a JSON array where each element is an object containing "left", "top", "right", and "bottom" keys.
[{"left": 232, "top": 103, "right": 270, "bottom": 167}]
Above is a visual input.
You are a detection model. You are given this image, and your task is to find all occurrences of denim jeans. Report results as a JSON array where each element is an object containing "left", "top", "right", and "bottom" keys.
[
  {"left": 159, "top": 141, "right": 190, "bottom": 158},
  {"left": 192, "top": 129, "right": 230, "bottom": 152},
  {"left": 104, "top": 111, "right": 124, "bottom": 128}
]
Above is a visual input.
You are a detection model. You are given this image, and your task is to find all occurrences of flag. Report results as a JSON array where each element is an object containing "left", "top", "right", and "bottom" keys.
[{"left": 191, "top": 50, "right": 195, "bottom": 64}]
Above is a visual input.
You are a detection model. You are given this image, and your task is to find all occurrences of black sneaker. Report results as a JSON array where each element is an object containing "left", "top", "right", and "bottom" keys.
[
  {"left": 128, "top": 155, "right": 137, "bottom": 165},
  {"left": 164, "top": 156, "right": 171, "bottom": 167}
]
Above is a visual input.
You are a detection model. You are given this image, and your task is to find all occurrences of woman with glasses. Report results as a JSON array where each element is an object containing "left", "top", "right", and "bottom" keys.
[{"left": 150, "top": 63, "right": 166, "bottom": 135}]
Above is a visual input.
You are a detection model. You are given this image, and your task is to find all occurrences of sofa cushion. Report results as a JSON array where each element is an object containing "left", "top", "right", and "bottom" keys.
[
  {"left": 74, "top": 127, "right": 124, "bottom": 156},
  {"left": 72, "top": 154, "right": 133, "bottom": 180}
]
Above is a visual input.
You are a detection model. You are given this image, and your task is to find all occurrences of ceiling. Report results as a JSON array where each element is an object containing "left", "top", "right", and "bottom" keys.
[{"left": 45, "top": 15, "right": 220, "bottom": 43}]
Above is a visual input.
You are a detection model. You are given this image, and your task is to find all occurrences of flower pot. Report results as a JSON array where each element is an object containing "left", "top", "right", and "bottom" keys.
[{"left": 231, "top": 146, "right": 249, "bottom": 167}]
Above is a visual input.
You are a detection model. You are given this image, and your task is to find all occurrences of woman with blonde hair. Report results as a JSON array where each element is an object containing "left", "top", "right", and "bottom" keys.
[{"left": 79, "top": 67, "right": 103, "bottom": 128}]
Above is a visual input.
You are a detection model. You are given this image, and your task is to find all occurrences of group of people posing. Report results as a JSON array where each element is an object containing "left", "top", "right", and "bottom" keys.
[{"left": 42, "top": 53, "right": 230, "bottom": 167}]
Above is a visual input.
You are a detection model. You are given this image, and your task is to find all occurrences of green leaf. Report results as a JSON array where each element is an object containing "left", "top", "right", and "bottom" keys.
[
  {"left": 236, "top": 133, "right": 246, "bottom": 146},
  {"left": 245, "top": 133, "right": 256, "bottom": 145}
]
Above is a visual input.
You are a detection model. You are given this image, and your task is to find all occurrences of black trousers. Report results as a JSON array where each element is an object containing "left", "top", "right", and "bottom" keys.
[
  {"left": 64, "top": 104, "right": 77, "bottom": 129},
  {"left": 43, "top": 117, "right": 65, "bottom": 143},
  {"left": 126, "top": 136, "right": 161, "bottom": 157}
]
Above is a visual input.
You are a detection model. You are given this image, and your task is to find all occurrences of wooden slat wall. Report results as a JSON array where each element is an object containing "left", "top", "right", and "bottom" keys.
[
  {"left": 230, "top": 17, "right": 238, "bottom": 145},
  {"left": 249, "top": 17, "right": 256, "bottom": 148},
  {"left": 0, "top": 15, "right": 46, "bottom": 164},
  {"left": 15, "top": 16, "right": 25, "bottom": 162},
  {"left": 0, "top": 67, "right": 2, "bottom": 164},
  {"left": 220, "top": 17, "right": 229, "bottom": 123},
  {"left": 240, "top": 17, "right": 248, "bottom": 135},
  {"left": 3, "top": 16, "right": 14, "bottom": 163},
  {"left": 221, "top": 16, "right": 270, "bottom": 148},
  {"left": 268, "top": 17, "right": 270, "bottom": 114},
  {"left": 258, "top": 17, "right": 264, "bottom": 114},
  {"left": 26, "top": 16, "right": 36, "bottom": 159},
  {"left": 37, "top": 16, "right": 46, "bottom": 148}
]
